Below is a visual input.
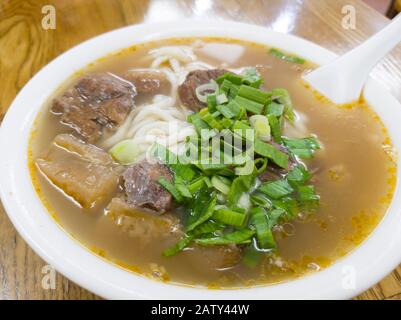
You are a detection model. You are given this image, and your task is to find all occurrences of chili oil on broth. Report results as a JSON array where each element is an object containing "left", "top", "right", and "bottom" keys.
[{"left": 28, "top": 37, "right": 397, "bottom": 288}]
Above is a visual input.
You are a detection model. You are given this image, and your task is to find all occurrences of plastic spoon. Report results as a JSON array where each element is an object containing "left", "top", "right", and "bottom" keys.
[{"left": 303, "top": 13, "right": 401, "bottom": 104}]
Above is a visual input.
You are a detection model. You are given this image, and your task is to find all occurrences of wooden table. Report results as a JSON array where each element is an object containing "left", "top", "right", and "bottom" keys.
[{"left": 1, "top": 0, "right": 400, "bottom": 300}]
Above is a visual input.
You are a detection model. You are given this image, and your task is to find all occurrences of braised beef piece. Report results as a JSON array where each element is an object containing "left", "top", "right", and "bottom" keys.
[
  {"left": 122, "top": 70, "right": 169, "bottom": 94},
  {"left": 52, "top": 74, "right": 136, "bottom": 143},
  {"left": 36, "top": 134, "right": 121, "bottom": 208},
  {"left": 123, "top": 160, "right": 173, "bottom": 214},
  {"left": 178, "top": 69, "right": 229, "bottom": 111},
  {"left": 106, "top": 196, "right": 182, "bottom": 244},
  {"left": 259, "top": 141, "right": 298, "bottom": 182},
  {"left": 184, "top": 244, "right": 242, "bottom": 271}
]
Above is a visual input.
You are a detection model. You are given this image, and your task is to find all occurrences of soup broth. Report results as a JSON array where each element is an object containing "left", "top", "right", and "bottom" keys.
[{"left": 29, "top": 38, "right": 396, "bottom": 288}]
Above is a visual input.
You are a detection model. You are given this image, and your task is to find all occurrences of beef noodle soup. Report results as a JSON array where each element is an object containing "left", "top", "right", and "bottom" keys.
[{"left": 28, "top": 38, "right": 397, "bottom": 288}]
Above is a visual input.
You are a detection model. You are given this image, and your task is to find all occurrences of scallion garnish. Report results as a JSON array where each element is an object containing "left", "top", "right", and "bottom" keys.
[
  {"left": 282, "top": 136, "right": 321, "bottom": 159},
  {"left": 147, "top": 67, "right": 321, "bottom": 261},
  {"left": 269, "top": 48, "right": 306, "bottom": 64},
  {"left": 258, "top": 179, "right": 294, "bottom": 199}
]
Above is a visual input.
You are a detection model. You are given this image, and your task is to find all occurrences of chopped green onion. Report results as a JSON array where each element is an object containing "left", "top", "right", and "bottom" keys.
[
  {"left": 282, "top": 136, "right": 321, "bottom": 159},
  {"left": 249, "top": 115, "right": 271, "bottom": 141},
  {"left": 227, "top": 173, "right": 256, "bottom": 207},
  {"left": 220, "top": 79, "right": 233, "bottom": 94},
  {"left": 211, "top": 175, "right": 231, "bottom": 195},
  {"left": 158, "top": 177, "right": 183, "bottom": 202},
  {"left": 175, "top": 182, "right": 192, "bottom": 198},
  {"left": 235, "top": 159, "right": 255, "bottom": 176},
  {"left": 234, "top": 96, "right": 264, "bottom": 114},
  {"left": 242, "top": 68, "right": 263, "bottom": 88},
  {"left": 225, "top": 73, "right": 243, "bottom": 85},
  {"left": 203, "top": 176, "right": 212, "bottom": 188},
  {"left": 217, "top": 100, "right": 241, "bottom": 119},
  {"left": 216, "top": 93, "right": 228, "bottom": 105},
  {"left": 174, "top": 164, "right": 197, "bottom": 182},
  {"left": 272, "top": 197, "right": 298, "bottom": 220},
  {"left": 186, "top": 191, "right": 217, "bottom": 232},
  {"left": 193, "top": 220, "right": 223, "bottom": 236},
  {"left": 207, "top": 94, "right": 217, "bottom": 113},
  {"left": 250, "top": 192, "right": 272, "bottom": 209},
  {"left": 258, "top": 179, "right": 294, "bottom": 199},
  {"left": 298, "top": 185, "right": 320, "bottom": 203},
  {"left": 228, "top": 84, "right": 240, "bottom": 100},
  {"left": 221, "top": 117, "right": 234, "bottom": 129},
  {"left": 266, "top": 102, "right": 284, "bottom": 117},
  {"left": 195, "top": 80, "right": 218, "bottom": 103},
  {"left": 195, "top": 229, "right": 255, "bottom": 246},
  {"left": 109, "top": 139, "right": 140, "bottom": 165},
  {"left": 162, "top": 234, "right": 193, "bottom": 257},
  {"left": 253, "top": 139, "right": 288, "bottom": 169},
  {"left": 187, "top": 176, "right": 206, "bottom": 194},
  {"left": 196, "top": 161, "right": 228, "bottom": 174},
  {"left": 267, "top": 114, "right": 282, "bottom": 143},
  {"left": 213, "top": 208, "right": 247, "bottom": 227},
  {"left": 238, "top": 85, "right": 271, "bottom": 105},
  {"left": 232, "top": 120, "right": 253, "bottom": 139},
  {"left": 250, "top": 207, "right": 276, "bottom": 250},
  {"left": 268, "top": 208, "right": 286, "bottom": 225},
  {"left": 254, "top": 157, "right": 268, "bottom": 174},
  {"left": 271, "top": 88, "right": 295, "bottom": 122},
  {"left": 269, "top": 48, "right": 305, "bottom": 64},
  {"left": 242, "top": 243, "right": 264, "bottom": 267},
  {"left": 287, "top": 165, "right": 311, "bottom": 185},
  {"left": 199, "top": 108, "right": 223, "bottom": 130}
]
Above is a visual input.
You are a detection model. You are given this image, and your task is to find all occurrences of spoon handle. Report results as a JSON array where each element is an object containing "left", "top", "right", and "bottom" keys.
[{"left": 304, "top": 13, "right": 401, "bottom": 104}]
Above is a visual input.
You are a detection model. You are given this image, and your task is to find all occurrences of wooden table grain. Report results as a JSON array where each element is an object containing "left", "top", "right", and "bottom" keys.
[{"left": 0, "top": 0, "right": 400, "bottom": 300}]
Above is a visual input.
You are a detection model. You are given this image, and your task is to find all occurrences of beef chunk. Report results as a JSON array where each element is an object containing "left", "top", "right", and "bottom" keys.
[
  {"left": 178, "top": 69, "right": 228, "bottom": 111},
  {"left": 122, "top": 70, "right": 169, "bottom": 94},
  {"left": 52, "top": 74, "right": 136, "bottom": 143},
  {"left": 123, "top": 160, "right": 173, "bottom": 214},
  {"left": 36, "top": 134, "right": 121, "bottom": 208},
  {"left": 184, "top": 244, "right": 242, "bottom": 271},
  {"left": 106, "top": 196, "right": 182, "bottom": 244}
]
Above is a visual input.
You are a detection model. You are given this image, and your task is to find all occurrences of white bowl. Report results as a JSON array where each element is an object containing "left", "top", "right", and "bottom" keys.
[{"left": 0, "top": 20, "right": 400, "bottom": 300}]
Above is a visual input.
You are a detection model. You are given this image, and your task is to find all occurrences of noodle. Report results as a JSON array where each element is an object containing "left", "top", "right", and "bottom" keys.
[{"left": 99, "top": 45, "right": 201, "bottom": 153}]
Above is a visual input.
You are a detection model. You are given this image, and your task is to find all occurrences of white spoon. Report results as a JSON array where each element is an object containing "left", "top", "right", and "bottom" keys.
[{"left": 303, "top": 13, "right": 401, "bottom": 104}]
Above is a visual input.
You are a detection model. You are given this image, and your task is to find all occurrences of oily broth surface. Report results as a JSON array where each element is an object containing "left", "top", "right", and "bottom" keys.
[{"left": 29, "top": 38, "right": 396, "bottom": 288}]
